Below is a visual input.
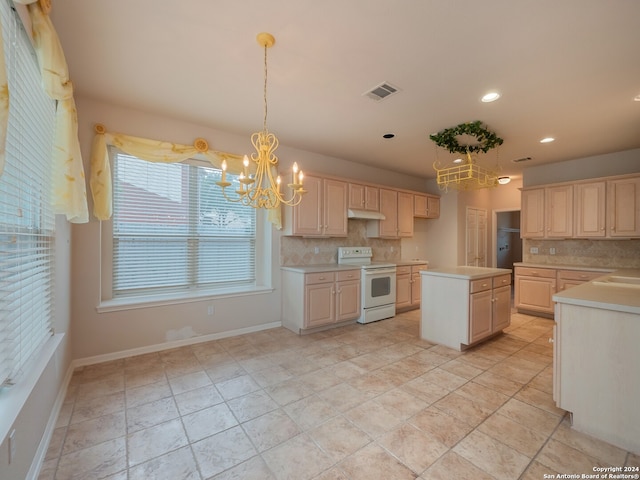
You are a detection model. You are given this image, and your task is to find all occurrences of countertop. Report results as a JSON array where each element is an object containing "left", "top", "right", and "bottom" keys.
[
  {"left": 553, "top": 268, "right": 640, "bottom": 315},
  {"left": 281, "top": 264, "right": 365, "bottom": 273},
  {"left": 396, "top": 260, "right": 429, "bottom": 266},
  {"left": 421, "top": 266, "right": 511, "bottom": 280},
  {"left": 514, "top": 262, "right": 614, "bottom": 273}
]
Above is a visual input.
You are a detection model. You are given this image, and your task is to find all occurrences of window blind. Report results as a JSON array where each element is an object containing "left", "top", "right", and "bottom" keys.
[
  {"left": 112, "top": 151, "right": 256, "bottom": 298},
  {"left": 0, "top": 1, "right": 56, "bottom": 387}
]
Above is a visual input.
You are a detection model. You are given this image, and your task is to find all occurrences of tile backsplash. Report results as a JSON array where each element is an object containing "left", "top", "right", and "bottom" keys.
[
  {"left": 280, "top": 219, "right": 401, "bottom": 266},
  {"left": 523, "top": 239, "right": 640, "bottom": 268}
]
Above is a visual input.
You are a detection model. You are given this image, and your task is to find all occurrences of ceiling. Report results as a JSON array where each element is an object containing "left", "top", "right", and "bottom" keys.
[{"left": 50, "top": 0, "right": 640, "bottom": 180}]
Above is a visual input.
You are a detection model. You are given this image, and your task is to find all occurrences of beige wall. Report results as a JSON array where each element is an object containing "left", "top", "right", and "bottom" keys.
[{"left": 70, "top": 97, "right": 428, "bottom": 360}]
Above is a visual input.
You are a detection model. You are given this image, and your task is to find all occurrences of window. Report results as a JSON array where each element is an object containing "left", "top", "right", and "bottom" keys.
[
  {"left": 0, "top": 2, "right": 56, "bottom": 387},
  {"left": 109, "top": 149, "right": 258, "bottom": 300}
]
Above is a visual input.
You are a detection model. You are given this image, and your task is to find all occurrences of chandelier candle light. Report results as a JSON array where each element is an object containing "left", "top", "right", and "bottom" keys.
[{"left": 216, "top": 33, "right": 305, "bottom": 208}]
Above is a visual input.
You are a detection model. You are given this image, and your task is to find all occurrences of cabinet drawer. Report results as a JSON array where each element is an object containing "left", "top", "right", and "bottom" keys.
[
  {"left": 305, "top": 272, "right": 336, "bottom": 285},
  {"left": 556, "top": 269, "right": 604, "bottom": 282},
  {"left": 411, "top": 264, "right": 428, "bottom": 274},
  {"left": 470, "top": 278, "right": 492, "bottom": 293},
  {"left": 396, "top": 266, "right": 412, "bottom": 275},
  {"left": 493, "top": 274, "right": 512, "bottom": 288},
  {"left": 515, "top": 266, "right": 556, "bottom": 278},
  {"left": 336, "top": 270, "right": 360, "bottom": 282}
]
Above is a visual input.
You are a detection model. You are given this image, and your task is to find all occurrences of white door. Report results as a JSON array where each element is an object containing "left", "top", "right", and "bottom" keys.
[{"left": 466, "top": 207, "right": 487, "bottom": 267}]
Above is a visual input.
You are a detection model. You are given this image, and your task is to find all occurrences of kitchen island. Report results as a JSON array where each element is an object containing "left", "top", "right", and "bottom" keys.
[
  {"left": 553, "top": 269, "right": 640, "bottom": 453},
  {"left": 420, "top": 266, "right": 512, "bottom": 351}
]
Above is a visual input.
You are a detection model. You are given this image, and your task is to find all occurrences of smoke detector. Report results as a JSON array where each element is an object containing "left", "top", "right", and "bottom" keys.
[{"left": 363, "top": 82, "right": 400, "bottom": 101}]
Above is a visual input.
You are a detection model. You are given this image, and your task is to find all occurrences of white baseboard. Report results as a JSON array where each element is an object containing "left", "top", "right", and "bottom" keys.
[{"left": 72, "top": 321, "right": 282, "bottom": 367}]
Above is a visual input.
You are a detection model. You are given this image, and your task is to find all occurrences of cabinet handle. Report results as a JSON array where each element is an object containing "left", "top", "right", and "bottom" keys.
[
  {"left": 531, "top": 272, "right": 539, "bottom": 276},
  {"left": 319, "top": 276, "right": 325, "bottom": 280},
  {"left": 579, "top": 275, "right": 587, "bottom": 279},
  {"left": 347, "top": 274, "right": 353, "bottom": 278},
  {"left": 548, "top": 337, "right": 554, "bottom": 344},
  {"left": 482, "top": 283, "right": 488, "bottom": 287}
]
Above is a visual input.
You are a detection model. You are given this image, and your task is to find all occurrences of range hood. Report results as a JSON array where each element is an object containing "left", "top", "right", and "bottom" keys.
[{"left": 347, "top": 209, "right": 386, "bottom": 220}]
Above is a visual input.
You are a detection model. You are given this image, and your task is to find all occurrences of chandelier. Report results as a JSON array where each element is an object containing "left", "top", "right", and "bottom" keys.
[
  {"left": 216, "top": 33, "right": 305, "bottom": 208},
  {"left": 430, "top": 121, "right": 503, "bottom": 192}
]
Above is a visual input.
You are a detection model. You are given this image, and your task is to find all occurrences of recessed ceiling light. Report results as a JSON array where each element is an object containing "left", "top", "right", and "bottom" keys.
[
  {"left": 634, "top": 94, "right": 640, "bottom": 102},
  {"left": 540, "top": 137, "right": 555, "bottom": 143},
  {"left": 382, "top": 133, "right": 395, "bottom": 139},
  {"left": 481, "top": 92, "right": 500, "bottom": 103},
  {"left": 497, "top": 176, "right": 511, "bottom": 185},
  {"left": 453, "top": 158, "right": 463, "bottom": 164}
]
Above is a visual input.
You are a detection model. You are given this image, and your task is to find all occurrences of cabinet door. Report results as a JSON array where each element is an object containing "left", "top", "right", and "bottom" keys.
[
  {"left": 395, "top": 273, "right": 412, "bottom": 309},
  {"left": 397, "top": 192, "right": 414, "bottom": 237},
  {"left": 514, "top": 275, "right": 556, "bottom": 314},
  {"left": 414, "top": 194, "right": 428, "bottom": 218},
  {"left": 348, "top": 183, "right": 365, "bottom": 209},
  {"left": 364, "top": 186, "right": 380, "bottom": 211},
  {"left": 411, "top": 272, "right": 422, "bottom": 306},
  {"left": 304, "top": 282, "right": 335, "bottom": 328},
  {"left": 293, "top": 175, "right": 323, "bottom": 235},
  {"left": 607, "top": 176, "right": 640, "bottom": 237},
  {"left": 545, "top": 185, "right": 573, "bottom": 238},
  {"left": 492, "top": 285, "right": 511, "bottom": 332},
  {"left": 427, "top": 196, "right": 440, "bottom": 218},
  {"left": 469, "top": 290, "right": 493, "bottom": 344},
  {"left": 323, "top": 179, "right": 348, "bottom": 236},
  {"left": 521, "top": 188, "right": 545, "bottom": 238},
  {"left": 378, "top": 189, "right": 399, "bottom": 237},
  {"left": 574, "top": 181, "right": 606, "bottom": 238},
  {"left": 336, "top": 280, "right": 360, "bottom": 322}
]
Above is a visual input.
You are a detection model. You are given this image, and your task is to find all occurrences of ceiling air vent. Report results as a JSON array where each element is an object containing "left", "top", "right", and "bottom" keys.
[
  {"left": 363, "top": 82, "right": 399, "bottom": 101},
  {"left": 512, "top": 156, "right": 533, "bottom": 163}
]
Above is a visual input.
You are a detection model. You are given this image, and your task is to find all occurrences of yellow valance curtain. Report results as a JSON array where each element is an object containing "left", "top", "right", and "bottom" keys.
[
  {"left": 90, "top": 125, "right": 283, "bottom": 228},
  {"left": 11, "top": 0, "right": 89, "bottom": 223}
]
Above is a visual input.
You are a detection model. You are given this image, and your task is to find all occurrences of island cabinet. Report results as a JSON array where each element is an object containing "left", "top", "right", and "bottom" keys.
[
  {"left": 281, "top": 267, "right": 360, "bottom": 334},
  {"left": 553, "top": 275, "right": 640, "bottom": 453},
  {"left": 285, "top": 175, "right": 347, "bottom": 237},
  {"left": 396, "top": 263, "right": 428, "bottom": 312},
  {"left": 366, "top": 189, "right": 413, "bottom": 238},
  {"left": 420, "top": 267, "right": 512, "bottom": 351}
]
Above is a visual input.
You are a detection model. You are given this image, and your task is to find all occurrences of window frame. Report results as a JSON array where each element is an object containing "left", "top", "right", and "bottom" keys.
[{"left": 98, "top": 149, "right": 273, "bottom": 313}]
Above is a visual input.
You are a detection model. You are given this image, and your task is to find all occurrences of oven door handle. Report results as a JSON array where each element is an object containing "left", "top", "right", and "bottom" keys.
[{"left": 363, "top": 268, "right": 397, "bottom": 275}]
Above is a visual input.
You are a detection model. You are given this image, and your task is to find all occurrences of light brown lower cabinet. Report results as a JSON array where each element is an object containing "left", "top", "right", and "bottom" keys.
[
  {"left": 396, "top": 263, "right": 428, "bottom": 312},
  {"left": 282, "top": 268, "right": 361, "bottom": 334}
]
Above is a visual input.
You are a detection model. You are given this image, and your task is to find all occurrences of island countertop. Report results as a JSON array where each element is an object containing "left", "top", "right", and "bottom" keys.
[{"left": 421, "top": 266, "right": 511, "bottom": 280}]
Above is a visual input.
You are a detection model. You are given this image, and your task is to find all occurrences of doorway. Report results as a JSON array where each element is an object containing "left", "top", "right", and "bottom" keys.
[{"left": 492, "top": 210, "right": 522, "bottom": 290}]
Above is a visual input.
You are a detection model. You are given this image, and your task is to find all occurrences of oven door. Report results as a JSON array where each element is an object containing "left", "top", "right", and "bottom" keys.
[{"left": 363, "top": 267, "right": 397, "bottom": 308}]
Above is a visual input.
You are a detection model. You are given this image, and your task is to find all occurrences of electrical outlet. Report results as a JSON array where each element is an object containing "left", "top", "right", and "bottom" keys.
[
  {"left": 207, "top": 305, "right": 214, "bottom": 316},
  {"left": 550, "top": 247, "right": 556, "bottom": 255},
  {"left": 8, "top": 429, "right": 16, "bottom": 464},
  {"left": 314, "top": 247, "right": 319, "bottom": 254},
  {"left": 530, "top": 247, "right": 539, "bottom": 254}
]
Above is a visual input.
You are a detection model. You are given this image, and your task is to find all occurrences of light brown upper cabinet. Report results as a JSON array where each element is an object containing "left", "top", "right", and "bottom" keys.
[
  {"left": 545, "top": 185, "right": 573, "bottom": 238},
  {"left": 414, "top": 194, "right": 440, "bottom": 219},
  {"left": 366, "top": 189, "right": 413, "bottom": 238},
  {"left": 348, "top": 183, "right": 380, "bottom": 212},
  {"left": 521, "top": 188, "right": 545, "bottom": 238},
  {"left": 574, "top": 181, "right": 606, "bottom": 238},
  {"left": 607, "top": 176, "right": 640, "bottom": 237}
]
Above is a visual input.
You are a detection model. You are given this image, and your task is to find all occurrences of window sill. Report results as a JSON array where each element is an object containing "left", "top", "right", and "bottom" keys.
[
  {"left": 96, "top": 285, "right": 275, "bottom": 313},
  {"left": 0, "top": 333, "right": 64, "bottom": 444}
]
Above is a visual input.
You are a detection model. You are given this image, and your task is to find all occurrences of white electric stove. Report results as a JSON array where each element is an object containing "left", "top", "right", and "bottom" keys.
[{"left": 337, "top": 247, "right": 396, "bottom": 324}]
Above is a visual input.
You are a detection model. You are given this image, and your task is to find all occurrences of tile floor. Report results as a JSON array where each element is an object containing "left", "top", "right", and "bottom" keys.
[{"left": 38, "top": 310, "right": 639, "bottom": 480}]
